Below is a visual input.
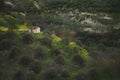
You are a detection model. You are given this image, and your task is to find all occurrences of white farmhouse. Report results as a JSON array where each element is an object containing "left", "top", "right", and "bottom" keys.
[{"left": 29, "top": 26, "right": 40, "bottom": 33}]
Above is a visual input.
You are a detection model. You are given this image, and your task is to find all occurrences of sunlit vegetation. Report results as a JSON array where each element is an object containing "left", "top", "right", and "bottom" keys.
[{"left": 0, "top": 0, "right": 120, "bottom": 80}]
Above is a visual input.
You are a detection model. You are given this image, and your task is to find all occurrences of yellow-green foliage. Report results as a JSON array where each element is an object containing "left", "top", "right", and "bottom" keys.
[
  {"left": 17, "top": 23, "right": 29, "bottom": 31},
  {"left": 0, "top": 26, "right": 8, "bottom": 31},
  {"left": 19, "top": 23, "right": 28, "bottom": 29},
  {"left": 69, "top": 42, "right": 77, "bottom": 47},
  {"left": 51, "top": 34, "right": 62, "bottom": 48},
  {"left": 32, "top": 32, "right": 43, "bottom": 39},
  {"left": 0, "top": 23, "right": 29, "bottom": 32},
  {"left": 52, "top": 34, "right": 62, "bottom": 42},
  {"left": 50, "top": 34, "right": 89, "bottom": 60},
  {"left": 69, "top": 41, "right": 89, "bottom": 59}
]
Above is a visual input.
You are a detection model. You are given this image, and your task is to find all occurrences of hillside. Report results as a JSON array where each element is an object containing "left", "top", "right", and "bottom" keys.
[{"left": 0, "top": 0, "right": 120, "bottom": 80}]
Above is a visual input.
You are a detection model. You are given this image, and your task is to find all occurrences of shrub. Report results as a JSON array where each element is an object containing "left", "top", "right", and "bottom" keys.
[
  {"left": 60, "top": 69, "right": 70, "bottom": 79},
  {"left": 29, "top": 60, "right": 42, "bottom": 74},
  {"left": 13, "top": 70, "right": 25, "bottom": 80},
  {"left": 61, "top": 39, "right": 69, "bottom": 45},
  {"left": 34, "top": 47, "right": 45, "bottom": 59},
  {"left": 41, "top": 68, "right": 59, "bottom": 80},
  {"left": 44, "top": 60, "right": 59, "bottom": 70},
  {"left": 42, "top": 65, "right": 69, "bottom": 80},
  {"left": 0, "top": 31, "right": 4, "bottom": 41},
  {"left": 3, "top": 31, "right": 15, "bottom": 39},
  {"left": 87, "top": 69, "right": 97, "bottom": 79},
  {"left": 13, "top": 70, "right": 36, "bottom": 80},
  {"left": 40, "top": 37, "right": 52, "bottom": 47},
  {"left": 8, "top": 46, "right": 21, "bottom": 61},
  {"left": 99, "top": 43, "right": 105, "bottom": 51},
  {"left": 52, "top": 48, "right": 62, "bottom": 56},
  {"left": 0, "top": 70, "right": 3, "bottom": 80},
  {"left": 89, "top": 51, "right": 101, "bottom": 59},
  {"left": 22, "top": 33, "right": 34, "bottom": 44},
  {"left": 75, "top": 72, "right": 86, "bottom": 80},
  {"left": 19, "top": 56, "right": 33, "bottom": 67},
  {"left": 25, "top": 70, "right": 36, "bottom": 80},
  {"left": 72, "top": 54, "right": 85, "bottom": 66},
  {"left": 55, "top": 55, "right": 65, "bottom": 66},
  {"left": 0, "top": 39, "right": 16, "bottom": 51}
]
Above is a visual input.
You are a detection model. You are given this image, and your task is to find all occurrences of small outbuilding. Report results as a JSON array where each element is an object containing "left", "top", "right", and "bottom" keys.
[{"left": 29, "top": 26, "right": 40, "bottom": 33}]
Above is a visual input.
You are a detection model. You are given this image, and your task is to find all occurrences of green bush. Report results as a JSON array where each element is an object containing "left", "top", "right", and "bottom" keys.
[
  {"left": 55, "top": 55, "right": 65, "bottom": 66},
  {"left": 72, "top": 54, "right": 85, "bottom": 66},
  {"left": 87, "top": 69, "right": 98, "bottom": 80},
  {"left": 25, "top": 70, "right": 36, "bottom": 80},
  {"left": 19, "top": 56, "right": 33, "bottom": 67},
  {"left": 13, "top": 70, "right": 25, "bottom": 80},
  {"left": 40, "top": 37, "right": 52, "bottom": 47},
  {"left": 29, "top": 60, "right": 42, "bottom": 74},
  {"left": 52, "top": 48, "right": 62, "bottom": 56},
  {"left": 22, "top": 33, "right": 34, "bottom": 44},
  {"left": 3, "top": 32, "right": 15, "bottom": 40},
  {"left": 0, "top": 39, "right": 16, "bottom": 51},
  {"left": 13, "top": 70, "right": 36, "bottom": 80},
  {"left": 0, "top": 31, "right": 4, "bottom": 41},
  {"left": 41, "top": 68, "right": 59, "bottom": 80},
  {"left": 0, "top": 70, "right": 3, "bottom": 80},
  {"left": 8, "top": 46, "right": 21, "bottom": 61},
  {"left": 60, "top": 69, "right": 70, "bottom": 79},
  {"left": 75, "top": 72, "right": 86, "bottom": 80},
  {"left": 34, "top": 47, "right": 45, "bottom": 59},
  {"left": 41, "top": 62, "right": 70, "bottom": 80}
]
